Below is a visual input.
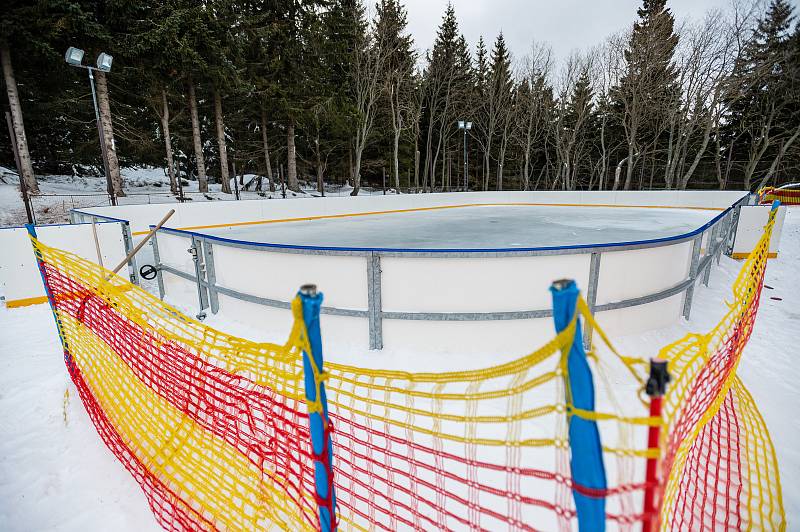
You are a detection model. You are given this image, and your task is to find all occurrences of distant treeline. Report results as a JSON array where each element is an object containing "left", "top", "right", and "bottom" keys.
[{"left": 1, "top": 0, "right": 798, "bottom": 196}]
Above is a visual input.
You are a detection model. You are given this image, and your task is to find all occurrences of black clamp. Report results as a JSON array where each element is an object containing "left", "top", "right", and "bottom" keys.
[{"left": 645, "top": 359, "right": 670, "bottom": 397}]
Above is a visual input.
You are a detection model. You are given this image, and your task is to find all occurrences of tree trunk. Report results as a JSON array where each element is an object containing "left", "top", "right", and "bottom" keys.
[
  {"left": 623, "top": 143, "right": 636, "bottom": 191},
  {"left": 94, "top": 70, "right": 124, "bottom": 197},
  {"left": 393, "top": 128, "right": 401, "bottom": 190},
  {"left": 287, "top": 120, "right": 299, "bottom": 191},
  {"left": 348, "top": 145, "right": 354, "bottom": 187},
  {"left": 352, "top": 148, "right": 362, "bottom": 196},
  {"left": 187, "top": 78, "right": 208, "bottom": 192},
  {"left": 213, "top": 88, "right": 231, "bottom": 194},
  {"left": 160, "top": 89, "right": 178, "bottom": 193},
  {"left": 260, "top": 108, "right": 274, "bottom": 192},
  {"left": 1, "top": 42, "right": 38, "bottom": 194}
]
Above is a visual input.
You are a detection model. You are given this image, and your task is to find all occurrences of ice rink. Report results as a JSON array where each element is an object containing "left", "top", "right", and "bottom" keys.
[{"left": 203, "top": 204, "right": 719, "bottom": 249}]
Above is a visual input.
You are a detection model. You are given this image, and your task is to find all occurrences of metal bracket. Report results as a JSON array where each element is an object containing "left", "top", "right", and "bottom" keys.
[{"left": 367, "top": 252, "right": 383, "bottom": 350}]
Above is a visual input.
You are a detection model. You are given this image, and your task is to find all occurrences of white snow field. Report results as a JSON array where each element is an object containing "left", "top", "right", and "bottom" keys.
[
  {"left": 0, "top": 202, "right": 797, "bottom": 530},
  {"left": 202, "top": 204, "right": 719, "bottom": 249}
]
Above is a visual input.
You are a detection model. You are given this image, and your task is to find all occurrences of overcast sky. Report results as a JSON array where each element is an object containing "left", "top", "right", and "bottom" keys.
[{"left": 402, "top": 0, "right": 741, "bottom": 63}]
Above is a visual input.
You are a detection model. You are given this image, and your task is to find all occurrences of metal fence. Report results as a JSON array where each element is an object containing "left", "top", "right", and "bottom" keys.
[{"left": 141, "top": 196, "right": 750, "bottom": 350}]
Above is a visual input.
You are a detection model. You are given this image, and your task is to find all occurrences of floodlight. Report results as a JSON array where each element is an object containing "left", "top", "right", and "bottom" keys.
[
  {"left": 65, "top": 47, "right": 85, "bottom": 66},
  {"left": 466, "top": 122, "right": 472, "bottom": 130},
  {"left": 458, "top": 120, "right": 465, "bottom": 129},
  {"left": 96, "top": 52, "right": 113, "bottom": 72}
]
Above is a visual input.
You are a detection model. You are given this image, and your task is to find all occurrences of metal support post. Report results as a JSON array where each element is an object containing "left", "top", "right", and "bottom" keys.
[
  {"left": 151, "top": 231, "right": 165, "bottom": 299},
  {"left": 682, "top": 235, "right": 703, "bottom": 320},
  {"left": 726, "top": 205, "right": 741, "bottom": 256},
  {"left": 702, "top": 227, "right": 716, "bottom": 287},
  {"left": 121, "top": 222, "right": 140, "bottom": 285},
  {"left": 298, "top": 284, "right": 338, "bottom": 531},
  {"left": 367, "top": 252, "right": 383, "bottom": 350},
  {"left": 463, "top": 128, "right": 468, "bottom": 191},
  {"left": 201, "top": 240, "right": 219, "bottom": 314},
  {"left": 583, "top": 252, "right": 601, "bottom": 350},
  {"left": 189, "top": 236, "right": 208, "bottom": 319}
]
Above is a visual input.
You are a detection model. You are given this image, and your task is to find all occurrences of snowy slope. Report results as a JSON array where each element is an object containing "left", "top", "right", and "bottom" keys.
[{"left": 0, "top": 199, "right": 796, "bottom": 530}]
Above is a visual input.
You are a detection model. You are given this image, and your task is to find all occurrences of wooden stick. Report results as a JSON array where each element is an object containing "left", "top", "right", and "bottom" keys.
[
  {"left": 106, "top": 209, "right": 175, "bottom": 280},
  {"left": 91, "top": 218, "right": 104, "bottom": 268}
]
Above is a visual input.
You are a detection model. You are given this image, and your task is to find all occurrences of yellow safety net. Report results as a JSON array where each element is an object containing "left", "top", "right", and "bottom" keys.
[
  {"left": 656, "top": 207, "right": 786, "bottom": 530},
  {"left": 28, "top": 203, "right": 785, "bottom": 531}
]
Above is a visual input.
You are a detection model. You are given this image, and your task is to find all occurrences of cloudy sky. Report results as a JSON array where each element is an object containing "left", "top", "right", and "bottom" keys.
[{"left": 401, "top": 0, "right": 736, "bottom": 63}]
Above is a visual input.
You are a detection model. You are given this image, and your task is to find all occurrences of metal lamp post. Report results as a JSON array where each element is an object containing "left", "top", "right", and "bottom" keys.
[
  {"left": 65, "top": 47, "right": 117, "bottom": 206},
  {"left": 458, "top": 120, "right": 472, "bottom": 192}
]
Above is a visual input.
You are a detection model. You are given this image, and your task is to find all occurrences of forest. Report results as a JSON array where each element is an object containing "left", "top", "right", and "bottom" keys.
[{"left": 1, "top": 0, "right": 798, "bottom": 197}]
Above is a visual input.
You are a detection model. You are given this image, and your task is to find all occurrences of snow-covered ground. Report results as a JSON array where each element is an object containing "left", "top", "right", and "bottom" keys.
[
  {"left": 0, "top": 166, "right": 397, "bottom": 227},
  {"left": 0, "top": 172, "right": 797, "bottom": 529}
]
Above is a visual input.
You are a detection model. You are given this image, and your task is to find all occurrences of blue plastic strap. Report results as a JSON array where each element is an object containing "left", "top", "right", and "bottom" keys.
[
  {"left": 550, "top": 280, "right": 607, "bottom": 531},
  {"left": 299, "top": 290, "right": 337, "bottom": 531},
  {"left": 26, "top": 224, "right": 71, "bottom": 366}
]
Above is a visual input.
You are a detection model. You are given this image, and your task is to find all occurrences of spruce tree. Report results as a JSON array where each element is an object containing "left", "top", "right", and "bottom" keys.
[{"left": 611, "top": 0, "right": 679, "bottom": 189}]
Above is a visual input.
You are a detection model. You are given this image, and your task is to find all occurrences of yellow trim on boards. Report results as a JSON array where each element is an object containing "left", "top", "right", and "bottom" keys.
[
  {"left": 5, "top": 295, "right": 49, "bottom": 308},
  {"left": 732, "top": 252, "right": 778, "bottom": 260},
  {"left": 132, "top": 201, "right": 725, "bottom": 236}
]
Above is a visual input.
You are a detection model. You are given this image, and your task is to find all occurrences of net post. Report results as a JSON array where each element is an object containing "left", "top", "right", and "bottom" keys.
[
  {"left": 298, "top": 284, "right": 337, "bottom": 531},
  {"left": 642, "top": 358, "right": 670, "bottom": 532},
  {"left": 550, "top": 278, "right": 607, "bottom": 531},
  {"left": 25, "top": 224, "right": 71, "bottom": 362}
]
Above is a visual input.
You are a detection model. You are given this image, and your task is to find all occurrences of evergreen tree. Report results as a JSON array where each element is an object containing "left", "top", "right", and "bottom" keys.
[
  {"left": 611, "top": 0, "right": 679, "bottom": 189},
  {"left": 723, "top": 0, "right": 798, "bottom": 189}
]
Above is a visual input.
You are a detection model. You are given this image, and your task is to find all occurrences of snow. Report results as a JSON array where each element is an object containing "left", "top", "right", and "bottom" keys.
[
  {"left": 0, "top": 171, "right": 797, "bottom": 529},
  {"left": 0, "top": 166, "right": 398, "bottom": 228},
  {"left": 203, "top": 204, "right": 718, "bottom": 249}
]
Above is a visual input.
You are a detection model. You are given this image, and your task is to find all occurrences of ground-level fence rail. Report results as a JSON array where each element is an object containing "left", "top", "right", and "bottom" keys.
[
  {"left": 150, "top": 196, "right": 747, "bottom": 350},
  {"left": 27, "top": 201, "right": 784, "bottom": 530}
]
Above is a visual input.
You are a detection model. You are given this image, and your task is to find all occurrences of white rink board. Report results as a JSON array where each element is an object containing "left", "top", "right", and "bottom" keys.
[
  {"left": 0, "top": 222, "right": 128, "bottom": 307},
  {"left": 144, "top": 191, "right": 753, "bottom": 354},
  {"left": 732, "top": 206, "right": 786, "bottom": 256}
]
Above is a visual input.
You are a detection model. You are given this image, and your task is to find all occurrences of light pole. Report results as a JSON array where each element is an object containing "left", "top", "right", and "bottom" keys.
[
  {"left": 65, "top": 47, "right": 117, "bottom": 206},
  {"left": 458, "top": 120, "right": 472, "bottom": 192}
]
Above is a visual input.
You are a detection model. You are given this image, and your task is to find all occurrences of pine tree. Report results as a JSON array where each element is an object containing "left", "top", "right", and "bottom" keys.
[
  {"left": 724, "top": 0, "right": 798, "bottom": 188},
  {"left": 489, "top": 33, "right": 513, "bottom": 190},
  {"left": 611, "top": 0, "right": 679, "bottom": 189},
  {"left": 423, "top": 3, "right": 472, "bottom": 190}
]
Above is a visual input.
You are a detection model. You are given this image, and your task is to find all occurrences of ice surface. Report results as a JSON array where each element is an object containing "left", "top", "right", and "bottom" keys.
[{"left": 203, "top": 205, "right": 720, "bottom": 249}]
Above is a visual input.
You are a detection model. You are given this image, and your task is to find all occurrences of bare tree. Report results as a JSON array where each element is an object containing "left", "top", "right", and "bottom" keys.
[
  {"left": 350, "top": 17, "right": 389, "bottom": 195},
  {"left": 552, "top": 53, "right": 596, "bottom": 191},
  {"left": 514, "top": 43, "right": 554, "bottom": 191}
]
